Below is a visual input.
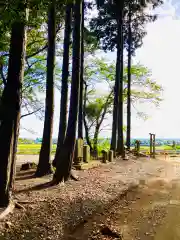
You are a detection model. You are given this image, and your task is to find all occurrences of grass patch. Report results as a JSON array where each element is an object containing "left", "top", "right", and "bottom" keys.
[
  {"left": 17, "top": 144, "right": 56, "bottom": 155},
  {"left": 16, "top": 142, "right": 180, "bottom": 155},
  {"left": 140, "top": 145, "right": 173, "bottom": 151}
]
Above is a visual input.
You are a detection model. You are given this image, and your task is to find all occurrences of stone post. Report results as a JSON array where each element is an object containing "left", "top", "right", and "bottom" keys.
[{"left": 108, "top": 150, "right": 114, "bottom": 162}]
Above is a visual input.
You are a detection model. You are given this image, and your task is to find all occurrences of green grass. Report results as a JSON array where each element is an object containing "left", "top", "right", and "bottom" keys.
[
  {"left": 17, "top": 144, "right": 57, "bottom": 155},
  {"left": 140, "top": 145, "right": 180, "bottom": 151},
  {"left": 16, "top": 142, "right": 180, "bottom": 155},
  {"left": 140, "top": 145, "right": 173, "bottom": 151}
]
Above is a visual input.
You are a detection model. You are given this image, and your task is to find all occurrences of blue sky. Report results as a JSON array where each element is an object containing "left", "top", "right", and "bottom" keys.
[{"left": 20, "top": 0, "right": 180, "bottom": 139}]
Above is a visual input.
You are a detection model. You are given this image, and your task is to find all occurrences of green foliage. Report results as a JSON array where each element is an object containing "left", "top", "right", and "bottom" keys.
[
  {"left": 84, "top": 27, "right": 99, "bottom": 53},
  {"left": 84, "top": 57, "right": 163, "bottom": 148},
  {"left": 0, "top": 10, "right": 64, "bottom": 118},
  {"left": 90, "top": 0, "right": 163, "bottom": 52},
  {"left": 0, "top": 1, "right": 99, "bottom": 121},
  {"left": 85, "top": 57, "right": 163, "bottom": 106},
  {"left": 18, "top": 138, "right": 34, "bottom": 144},
  {"left": 97, "top": 139, "right": 110, "bottom": 154},
  {"left": 86, "top": 97, "right": 111, "bottom": 121}
]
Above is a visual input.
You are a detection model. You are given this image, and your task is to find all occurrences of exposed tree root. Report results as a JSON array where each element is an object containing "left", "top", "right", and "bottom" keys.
[
  {"left": 0, "top": 202, "right": 15, "bottom": 221},
  {"left": 34, "top": 168, "right": 53, "bottom": 178},
  {"left": 16, "top": 200, "right": 47, "bottom": 204},
  {"left": 70, "top": 170, "right": 79, "bottom": 181},
  {"left": 52, "top": 169, "right": 79, "bottom": 185},
  {"left": 15, "top": 202, "right": 26, "bottom": 211},
  {"left": 100, "top": 225, "right": 122, "bottom": 239},
  {"left": 0, "top": 200, "right": 28, "bottom": 221}
]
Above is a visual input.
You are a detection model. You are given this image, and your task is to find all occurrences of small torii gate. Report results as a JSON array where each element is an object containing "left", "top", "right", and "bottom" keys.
[{"left": 149, "top": 133, "right": 155, "bottom": 158}]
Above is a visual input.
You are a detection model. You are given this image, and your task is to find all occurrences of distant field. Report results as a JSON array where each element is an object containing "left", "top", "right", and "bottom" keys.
[
  {"left": 17, "top": 144, "right": 57, "bottom": 155},
  {"left": 16, "top": 143, "right": 178, "bottom": 155},
  {"left": 140, "top": 145, "right": 173, "bottom": 151}
]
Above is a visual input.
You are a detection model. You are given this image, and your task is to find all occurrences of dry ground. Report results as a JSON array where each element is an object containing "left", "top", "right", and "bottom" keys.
[{"left": 0, "top": 155, "right": 180, "bottom": 239}]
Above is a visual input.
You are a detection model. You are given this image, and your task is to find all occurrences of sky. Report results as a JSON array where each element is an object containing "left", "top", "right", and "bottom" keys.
[{"left": 20, "top": 0, "right": 180, "bottom": 140}]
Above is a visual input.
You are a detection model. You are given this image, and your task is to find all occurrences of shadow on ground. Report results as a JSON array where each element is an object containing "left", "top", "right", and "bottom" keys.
[
  {"left": 0, "top": 183, "right": 140, "bottom": 240},
  {"left": 2, "top": 172, "right": 180, "bottom": 239}
]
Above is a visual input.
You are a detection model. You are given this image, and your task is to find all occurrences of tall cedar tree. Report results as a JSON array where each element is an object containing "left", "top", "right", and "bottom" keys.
[
  {"left": 36, "top": 1, "right": 56, "bottom": 176},
  {"left": 0, "top": 9, "right": 28, "bottom": 207},
  {"left": 78, "top": 0, "right": 84, "bottom": 139},
  {"left": 126, "top": 2, "right": 132, "bottom": 149},
  {"left": 53, "top": 0, "right": 82, "bottom": 183},
  {"left": 53, "top": 4, "right": 72, "bottom": 167},
  {"left": 92, "top": 0, "right": 162, "bottom": 154},
  {"left": 110, "top": 0, "right": 124, "bottom": 154},
  {"left": 117, "top": 36, "right": 124, "bottom": 156}
]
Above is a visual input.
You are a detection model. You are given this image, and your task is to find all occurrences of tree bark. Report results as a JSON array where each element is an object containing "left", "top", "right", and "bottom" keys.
[
  {"left": 78, "top": 0, "right": 84, "bottom": 139},
  {"left": 84, "top": 116, "right": 93, "bottom": 151},
  {"left": 93, "top": 90, "right": 112, "bottom": 153},
  {"left": 36, "top": 1, "right": 56, "bottom": 176},
  {"left": 126, "top": 5, "right": 132, "bottom": 150},
  {"left": 116, "top": 1, "right": 125, "bottom": 157},
  {"left": 117, "top": 46, "right": 124, "bottom": 156},
  {"left": 93, "top": 124, "right": 100, "bottom": 153},
  {"left": 110, "top": 1, "right": 124, "bottom": 154},
  {"left": 83, "top": 82, "right": 93, "bottom": 151},
  {"left": 0, "top": 12, "right": 27, "bottom": 207},
  {"left": 53, "top": 4, "right": 72, "bottom": 167},
  {"left": 10, "top": 112, "right": 21, "bottom": 190},
  {"left": 53, "top": 0, "right": 82, "bottom": 183}
]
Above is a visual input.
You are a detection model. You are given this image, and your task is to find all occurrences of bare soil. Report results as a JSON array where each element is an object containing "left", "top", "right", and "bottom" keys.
[{"left": 0, "top": 156, "right": 179, "bottom": 239}]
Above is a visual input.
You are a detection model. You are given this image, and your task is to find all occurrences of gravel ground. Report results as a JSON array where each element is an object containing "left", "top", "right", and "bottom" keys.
[
  {"left": 16, "top": 155, "right": 55, "bottom": 171},
  {"left": 71, "top": 176, "right": 180, "bottom": 239},
  {"left": 0, "top": 157, "right": 174, "bottom": 239}
]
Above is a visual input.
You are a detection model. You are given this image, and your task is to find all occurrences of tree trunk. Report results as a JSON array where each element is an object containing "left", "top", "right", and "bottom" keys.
[
  {"left": 36, "top": 2, "right": 56, "bottom": 176},
  {"left": 93, "top": 91, "right": 112, "bottom": 153},
  {"left": 10, "top": 112, "right": 21, "bottom": 190},
  {"left": 126, "top": 5, "right": 132, "bottom": 150},
  {"left": 0, "top": 13, "right": 27, "bottom": 207},
  {"left": 116, "top": 1, "right": 125, "bottom": 156},
  {"left": 84, "top": 116, "right": 93, "bottom": 151},
  {"left": 78, "top": 0, "right": 84, "bottom": 139},
  {"left": 110, "top": 1, "right": 124, "bottom": 153},
  {"left": 53, "top": 4, "right": 72, "bottom": 167},
  {"left": 53, "top": 0, "right": 82, "bottom": 183},
  {"left": 117, "top": 47, "right": 124, "bottom": 156},
  {"left": 93, "top": 124, "right": 100, "bottom": 153},
  {"left": 83, "top": 82, "right": 93, "bottom": 151}
]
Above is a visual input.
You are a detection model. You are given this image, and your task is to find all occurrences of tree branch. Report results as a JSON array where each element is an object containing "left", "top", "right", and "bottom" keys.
[
  {"left": 83, "top": 81, "right": 93, "bottom": 151},
  {"left": 20, "top": 108, "right": 42, "bottom": 119},
  {"left": 98, "top": 89, "right": 113, "bottom": 127},
  {"left": 26, "top": 45, "right": 47, "bottom": 59},
  {"left": 20, "top": 126, "right": 38, "bottom": 135},
  {"left": 2, "top": 25, "right": 63, "bottom": 61}
]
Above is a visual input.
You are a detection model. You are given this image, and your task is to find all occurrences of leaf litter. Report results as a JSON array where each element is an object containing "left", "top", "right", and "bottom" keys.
[{"left": 0, "top": 157, "right": 175, "bottom": 240}]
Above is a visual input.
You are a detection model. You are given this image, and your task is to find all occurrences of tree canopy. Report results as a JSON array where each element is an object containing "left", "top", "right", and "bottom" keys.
[
  {"left": 90, "top": 0, "right": 163, "bottom": 52},
  {"left": 83, "top": 57, "right": 163, "bottom": 150}
]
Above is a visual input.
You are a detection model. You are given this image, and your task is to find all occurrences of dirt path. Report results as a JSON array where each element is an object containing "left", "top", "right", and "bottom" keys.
[
  {"left": 16, "top": 155, "right": 55, "bottom": 168},
  {"left": 1, "top": 157, "right": 180, "bottom": 239},
  {"left": 70, "top": 159, "right": 180, "bottom": 240}
]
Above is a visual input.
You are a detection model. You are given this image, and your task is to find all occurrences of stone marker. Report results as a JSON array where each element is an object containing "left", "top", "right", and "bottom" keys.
[
  {"left": 108, "top": 150, "right": 113, "bottom": 162},
  {"left": 74, "top": 138, "right": 84, "bottom": 165},
  {"left": 102, "top": 150, "right": 108, "bottom": 163},
  {"left": 83, "top": 145, "right": 90, "bottom": 163}
]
